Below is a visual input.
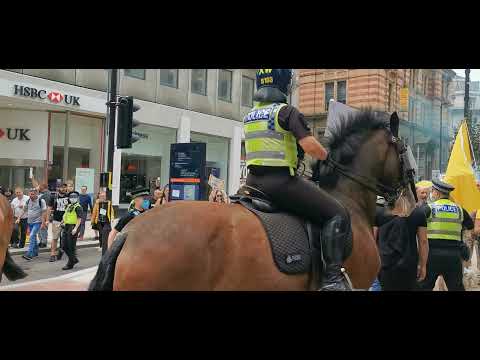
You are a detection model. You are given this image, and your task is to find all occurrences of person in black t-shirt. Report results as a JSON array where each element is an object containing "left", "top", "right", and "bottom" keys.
[
  {"left": 375, "top": 194, "right": 429, "bottom": 291},
  {"left": 107, "top": 188, "right": 150, "bottom": 249},
  {"left": 47, "top": 183, "right": 70, "bottom": 262}
]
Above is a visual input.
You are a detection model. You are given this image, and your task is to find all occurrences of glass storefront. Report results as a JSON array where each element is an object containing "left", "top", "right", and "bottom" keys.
[
  {"left": 190, "top": 132, "right": 230, "bottom": 199},
  {"left": 120, "top": 124, "right": 177, "bottom": 204},
  {"left": 49, "top": 112, "right": 103, "bottom": 191}
]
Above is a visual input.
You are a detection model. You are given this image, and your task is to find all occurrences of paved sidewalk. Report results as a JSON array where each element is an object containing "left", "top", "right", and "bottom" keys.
[
  {"left": 0, "top": 266, "right": 98, "bottom": 291},
  {"left": 10, "top": 220, "right": 101, "bottom": 255}
]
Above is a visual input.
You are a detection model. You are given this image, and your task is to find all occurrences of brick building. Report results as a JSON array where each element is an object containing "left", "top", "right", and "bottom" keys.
[{"left": 297, "top": 69, "right": 456, "bottom": 179}]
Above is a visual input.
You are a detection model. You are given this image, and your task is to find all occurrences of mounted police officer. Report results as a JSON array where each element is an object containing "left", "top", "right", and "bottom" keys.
[
  {"left": 418, "top": 179, "right": 474, "bottom": 291},
  {"left": 61, "top": 191, "right": 83, "bottom": 270},
  {"left": 244, "top": 69, "right": 352, "bottom": 291}
]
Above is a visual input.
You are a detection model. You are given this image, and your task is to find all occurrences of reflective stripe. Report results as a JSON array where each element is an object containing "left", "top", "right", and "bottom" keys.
[
  {"left": 429, "top": 218, "right": 462, "bottom": 224},
  {"left": 427, "top": 230, "right": 462, "bottom": 236},
  {"left": 245, "top": 131, "right": 284, "bottom": 140},
  {"left": 246, "top": 151, "right": 285, "bottom": 160}
]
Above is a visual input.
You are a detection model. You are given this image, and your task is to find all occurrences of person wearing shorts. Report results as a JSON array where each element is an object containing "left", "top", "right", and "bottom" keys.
[{"left": 47, "top": 183, "right": 70, "bottom": 262}]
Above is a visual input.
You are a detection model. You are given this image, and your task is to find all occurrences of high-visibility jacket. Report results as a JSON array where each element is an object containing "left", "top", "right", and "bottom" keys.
[
  {"left": 63, "top": 203, "right": 81, "bottom": 225},
  {"left": 92, "top": 200, "right": 114, "bottom": 224},
  {"left": 244, "top": 102, "right": 298, "bottom": 176},
  {"left": 427, "top": 198, "right": 463, "bottom": 241}
]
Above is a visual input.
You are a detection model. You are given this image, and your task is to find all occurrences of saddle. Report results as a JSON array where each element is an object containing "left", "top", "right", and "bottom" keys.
[{"left": 230, "top": 185, "right": 323, "bottom": 290}]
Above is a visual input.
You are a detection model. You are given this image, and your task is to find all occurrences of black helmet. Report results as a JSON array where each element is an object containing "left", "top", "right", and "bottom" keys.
[{"left": 254, "top": 69, "right": 293, "bottom": 103}]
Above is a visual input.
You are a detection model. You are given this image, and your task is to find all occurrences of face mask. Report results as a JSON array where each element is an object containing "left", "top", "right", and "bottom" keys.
[
  {"left": 69, "top": 197, "right": 78, "bottom": 204},
  {"left": 142, "top": 199, "right": 150, "bottom": 210}
]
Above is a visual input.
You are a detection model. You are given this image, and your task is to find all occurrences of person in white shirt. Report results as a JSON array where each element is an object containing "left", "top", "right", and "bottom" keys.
[{"left": 10, "top": 187, "right": 29, "bottom": 248}]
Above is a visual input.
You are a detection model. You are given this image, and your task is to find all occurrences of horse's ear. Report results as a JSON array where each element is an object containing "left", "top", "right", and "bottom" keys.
[{"left": 390, "top": 112, "right": 399, "bottom": 138}]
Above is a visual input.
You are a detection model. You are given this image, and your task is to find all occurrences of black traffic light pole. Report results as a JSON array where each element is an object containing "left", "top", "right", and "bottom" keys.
[{"left": 106, "top": 69, "right": 118, "bottom": 204}]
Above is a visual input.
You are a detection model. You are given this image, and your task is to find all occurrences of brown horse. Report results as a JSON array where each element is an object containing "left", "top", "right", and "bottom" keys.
[
  {"left": 90, "top": 110, "right": 411, "bottom": 291},
  {"left": 0, "top": 194, "right": 27, "bottom": 282}
]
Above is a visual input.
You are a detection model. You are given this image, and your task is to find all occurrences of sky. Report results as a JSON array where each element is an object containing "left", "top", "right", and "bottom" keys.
[{"left": 452, "top": 69, "right": 480, "bottom": 81}]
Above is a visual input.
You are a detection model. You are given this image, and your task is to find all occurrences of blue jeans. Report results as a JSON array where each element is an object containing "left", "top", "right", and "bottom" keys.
[
  {"left": 38, "top": 225, "right": 48, "bottom": 246},
  {"left": 369, "top": 278, "right": 382, "bottom": 291},
  {"left": 26, "top": 223, "right": 41, "bottom": 257}
]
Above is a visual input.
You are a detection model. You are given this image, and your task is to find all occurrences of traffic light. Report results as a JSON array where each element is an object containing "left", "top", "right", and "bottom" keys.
[{"left": 116, "top": 96, "right": 141, "bottom": 149}]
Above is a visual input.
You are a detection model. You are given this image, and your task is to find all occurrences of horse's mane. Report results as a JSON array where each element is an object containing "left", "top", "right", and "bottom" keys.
[{"left": 312, "top": 109, "right": 389, "bottom": 188}]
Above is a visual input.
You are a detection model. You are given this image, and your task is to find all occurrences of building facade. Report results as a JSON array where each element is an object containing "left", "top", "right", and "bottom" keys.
[
  {"left": 0, "top": 69, "right": 256, "bottom": 206},
  {"left": 450, "top": 74, "right": 480, "bottom": 131},
  {"left": 297, "top": 69, "right": 456, "bottom": 179}
]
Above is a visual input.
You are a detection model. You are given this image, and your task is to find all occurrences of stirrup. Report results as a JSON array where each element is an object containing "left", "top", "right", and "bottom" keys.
[{"left": 341, "top": 268, "right": 354, "bottom": 290}]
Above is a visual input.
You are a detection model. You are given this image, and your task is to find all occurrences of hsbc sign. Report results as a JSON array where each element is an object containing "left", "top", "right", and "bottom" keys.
[
  {"left": 13, "top": 84, "right": 80, "bottom": 106},
  {"left": 0, "top": 128, "right": 30, "bottom": 141}
]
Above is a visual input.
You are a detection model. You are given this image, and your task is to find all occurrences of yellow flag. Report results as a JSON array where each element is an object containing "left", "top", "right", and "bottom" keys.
[{"left": 444, "top": 120, "right": 480, "bottom": 213}]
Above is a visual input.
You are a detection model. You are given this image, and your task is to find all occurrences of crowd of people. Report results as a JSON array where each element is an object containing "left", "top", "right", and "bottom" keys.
[
  {"left": 0, "top": 178, "right": 230, "bottom": 274},
  {"left": 370, "top": 178, "right": 480, "bottom": 291}
]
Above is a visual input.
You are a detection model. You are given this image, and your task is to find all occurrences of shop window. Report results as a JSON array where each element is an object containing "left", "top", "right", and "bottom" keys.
[
  {"left": 120, "top": 154, "right": 161, "bottom": 203},
  {"left": 218, "top": 69, "right": 232, "bottom": 102},
  {"left": 124, "top": 69, "right": 146, "bottom": 80},
  {"left": 67, "top": 147, "right": 90, "bottom": 181},
  {"left": 190, "top": 132, "right": 230, "bottom": 200},
  {"left": 48, "top": 113, "right": 103, "bottom": 192},
  {"left": 241, "top": 76, "right": 254, "bottom": 107},
  {"left": 191, "top": 69, "right": 207, "bottom": 95},
  {"left": 51, "top": 146, "right": 64, "bottom": 182},
  {"left": 120, "top": 124, "right": 177, "bottom": 204},
  {"left": 160, "top": 69, "right": 178, "bottom": 88}
]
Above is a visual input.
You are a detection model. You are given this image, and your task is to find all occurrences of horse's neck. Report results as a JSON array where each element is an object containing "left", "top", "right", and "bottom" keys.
[
  {"left": 330, "top": 135, "right": 387, "bottom": 225},
  {"left": 331, "top": 180, "right": 377, "bottom": 225}
]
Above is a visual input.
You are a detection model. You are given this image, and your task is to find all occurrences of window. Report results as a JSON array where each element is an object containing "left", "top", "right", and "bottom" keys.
[
  {"left": 388, "top": 83, "right": 393, "bottom": 111},
  {"left": 424, "top": 76, "right": 428, "bottom": 95},
  {"left": 241, "top": 76, "right": 254, "bottom": 107},
  {"left": 124, "top": 69, "right": 145, "bottom": 80},
  {"left": 191, "top": 69, "right": 207, "bottom": 95},
  {"left": 218, "top": 69, "right": 232, "bottom": 102},
  {"left": 337, "top": 80, "right": 347, "bottom": 104},
  {"left": 324, "top": 82, "right": 334, "bottom": 111},
  {"left": 160, "top": 69, "right": 178, "bottom": 88},
  {"left": 410, "top": 69, "right": 416, "bottom": 89}
]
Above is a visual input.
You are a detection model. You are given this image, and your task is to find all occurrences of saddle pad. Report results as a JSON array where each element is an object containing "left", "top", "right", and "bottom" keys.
[{"left": 239, "top": 200, "right": 312, "bottom": 275}]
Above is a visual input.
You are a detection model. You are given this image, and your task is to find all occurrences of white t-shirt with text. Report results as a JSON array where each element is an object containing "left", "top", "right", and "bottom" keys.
[{"left": 11, "top": 195, "right": 30, "bottom": 219}]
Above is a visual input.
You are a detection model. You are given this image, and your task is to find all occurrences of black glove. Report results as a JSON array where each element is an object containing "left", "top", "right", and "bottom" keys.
[{"left": 460, "top": 242, "right": 471, "bottom": 261}]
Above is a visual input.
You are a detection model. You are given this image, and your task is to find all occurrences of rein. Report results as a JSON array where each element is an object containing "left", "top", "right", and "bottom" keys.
[{"left": 325, "top": 157, "right": 401, "bottom": 202}]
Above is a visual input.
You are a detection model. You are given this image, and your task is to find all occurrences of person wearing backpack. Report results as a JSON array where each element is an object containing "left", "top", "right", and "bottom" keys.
[
  {"left": 18, "top": 188, "right": 47, "bottom": 261},
  {"left": 377, "top": 191, "right": 429, "bottom": 291}
]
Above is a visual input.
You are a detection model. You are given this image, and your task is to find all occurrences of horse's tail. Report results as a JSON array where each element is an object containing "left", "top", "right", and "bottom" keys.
[
  {"left": 2, "top": 250, "right": 28, "bottom": 281},
  {"left": 88, "top": 232, "right": 128, "bottom": 291}
]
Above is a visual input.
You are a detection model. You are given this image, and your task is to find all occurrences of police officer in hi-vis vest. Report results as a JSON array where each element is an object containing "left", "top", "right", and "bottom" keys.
[
  {"left": 61, "top": 191, "right": 83, "bottom": 270},
  {"left": 245, "top": 69, "right": 352, "bottom": 291},
  {"left": 418, "top": 179, "right": 474, "bottom": 291}
]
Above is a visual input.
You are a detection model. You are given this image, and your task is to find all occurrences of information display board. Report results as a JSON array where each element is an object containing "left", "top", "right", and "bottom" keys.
[{"left": 169, "top": 143, "right": 206, "bottom": 201}]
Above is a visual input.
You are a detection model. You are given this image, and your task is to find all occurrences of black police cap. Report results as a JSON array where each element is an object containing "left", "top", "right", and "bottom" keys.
[
  {"left": 432, "top": 179, "right": 454, "bottom": 194},
  {"left": 128, "top": 188, "right": 150, "bottom": 199}
]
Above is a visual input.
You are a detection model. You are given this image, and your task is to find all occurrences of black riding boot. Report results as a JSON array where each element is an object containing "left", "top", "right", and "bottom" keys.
[{"left": 319, "top": 215, "right": 353, "bottom": 291}]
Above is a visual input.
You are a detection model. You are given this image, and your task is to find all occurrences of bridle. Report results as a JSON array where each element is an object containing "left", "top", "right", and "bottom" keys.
[{"left": 325, "top": 130, "right": 409, "bottom": 204}]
